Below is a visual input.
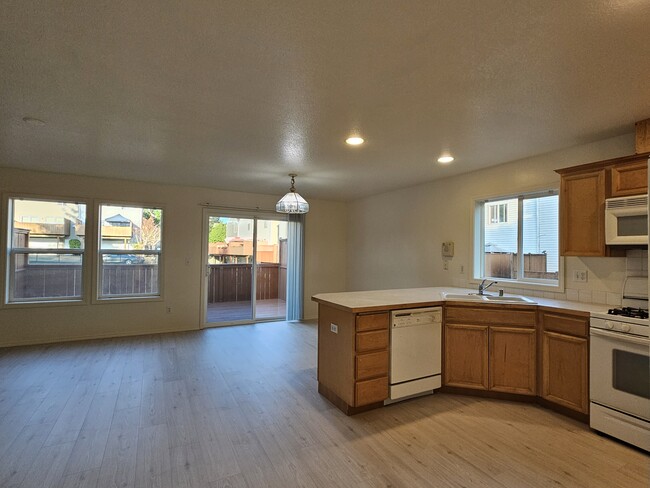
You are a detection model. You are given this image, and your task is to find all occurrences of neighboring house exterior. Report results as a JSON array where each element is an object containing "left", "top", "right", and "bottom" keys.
[
  {"left": 209, "top": 218, "right": 288, "bottom": 264},
  {"left": 484, "top": 196, "right": 559, "bottom": 275},
  {"left": 101, "top": 213, "right": 138, "bottom": 249},
  {"left": 12, "top": 199, "right": 85, "bottom": 249}
]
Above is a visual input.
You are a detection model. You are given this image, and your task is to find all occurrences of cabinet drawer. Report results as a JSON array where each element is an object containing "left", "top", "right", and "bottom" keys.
[
  {"left": 356, "top": 312, "right": 389, "bottom": 332},
  {"left": 445, "top": 306, "right": 536, "bottom": 327},
  {"left": 355, "top": 377, "right": 388, "bottom": 406},
  {"left": 356, "top": 350, "right": 389, "bottom": 380},
  {"left": 356, "top": 329, "right": 389, "bottom": 352},
  {"left": 541, "top": 311, "right": 588, "bottom": 338}
]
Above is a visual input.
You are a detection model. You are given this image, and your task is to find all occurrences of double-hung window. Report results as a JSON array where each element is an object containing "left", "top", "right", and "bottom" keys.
[
  {"left": 474, "top": 191, "right": 560, "bottom": 287},
  {"left": 7, "top": 197, "right": 87, "bottom": 303},
  {"left": 98, "top": 204, "right": 163, "bottom": 299}
]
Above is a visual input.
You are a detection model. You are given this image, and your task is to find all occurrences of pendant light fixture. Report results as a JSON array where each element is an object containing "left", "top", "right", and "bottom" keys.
[{"left": 276, "top": 173, "right": 309, "bottom": 214}]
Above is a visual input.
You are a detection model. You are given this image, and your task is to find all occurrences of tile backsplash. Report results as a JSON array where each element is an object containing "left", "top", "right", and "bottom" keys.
[
  {"left": 549, "top": 249, "right": 646, "bottom": 305},
  {"left": 625, "top": 249, "right": 648, "bottom": 277},
  {"left": 450, "top": 249, "right": 648, "bottom": 306}
]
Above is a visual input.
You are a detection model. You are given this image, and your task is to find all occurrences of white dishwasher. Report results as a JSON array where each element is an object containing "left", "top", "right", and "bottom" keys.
[{"left": 388, "top": 307, "right": 442, "bottom": 402}]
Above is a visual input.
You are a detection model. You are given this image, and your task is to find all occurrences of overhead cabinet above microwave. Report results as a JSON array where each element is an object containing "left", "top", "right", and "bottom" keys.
[{"left": 555, "top": 152, "right": 648, "bottom": 257}]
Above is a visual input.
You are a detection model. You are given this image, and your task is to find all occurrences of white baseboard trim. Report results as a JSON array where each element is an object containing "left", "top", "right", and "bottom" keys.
[{"left": 0, "top": 325, "right": 199, "bottom": 348}]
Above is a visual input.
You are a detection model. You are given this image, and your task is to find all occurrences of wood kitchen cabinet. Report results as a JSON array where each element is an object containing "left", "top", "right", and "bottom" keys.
[
  {"left": 316, "top": 304, "right": 389, "bottom": 414},
  {"left": 444, "top": 305, "right": 536, "bottom": 395},
  {"left": 558, "top": 169, "right": 606, "bottom": 256},
  {"left": 489, "top": 326, "right": 536, "bottom": 395},
  {"left": 636, "top": 118, "right": 650, "bottom": 153},
  {"left": 539, "top": 310, "right": 589, "bottom": 414},
  {"left": 556, "top": 152, "right": 648, "bottom": 257},
  {"left": 610, "top": 160, "right": 648, "bottom": 197},
  {"left": 444, "top": 323, "right": 488, "bottom": 389}
]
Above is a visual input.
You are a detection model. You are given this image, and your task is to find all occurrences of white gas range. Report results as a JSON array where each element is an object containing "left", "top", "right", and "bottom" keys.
[{"left": 589, "top": 277, "right": 649, "bottom": 451}]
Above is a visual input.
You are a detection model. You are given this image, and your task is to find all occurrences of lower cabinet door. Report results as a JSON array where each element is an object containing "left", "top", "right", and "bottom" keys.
[
  {"left": 444, "top": 324, "right": 489, "bottom": 390},
  {"left": 542, "top": 331, "right": 588, "bottom": 413},
  {"left": 489, "top": 326, "right": 536, "bottom": 395}
]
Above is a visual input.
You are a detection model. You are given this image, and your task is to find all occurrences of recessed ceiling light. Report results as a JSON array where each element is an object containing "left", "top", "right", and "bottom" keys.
[
  {"left": 437, "top": 155, "right": 454, "bottom": 164},
  {"left": 22, "top": 116, "right": 46, "bottom": 127},
  {"left": 346, "top": 136, "right": 364, "bottom": 146}
]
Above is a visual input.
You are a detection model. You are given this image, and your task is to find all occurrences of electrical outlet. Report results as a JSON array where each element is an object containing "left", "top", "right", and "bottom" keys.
[
  {"left": 166, "top": 306, "right": 172, "bottom": 313},
  {"left": 573, "top": 270, "right": 588, "bottom": 283},
  {"left": 330, "top": 323, "right": 338, "bottom": 334},
  {"left": 460, "top": 265, "right": 464, "bottom": 274},
  {"left": 443, "top": 261, "right": 449, "bottom": 271}
]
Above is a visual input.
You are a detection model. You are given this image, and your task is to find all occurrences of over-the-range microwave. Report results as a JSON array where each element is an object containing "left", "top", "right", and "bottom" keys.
[{"left": 605, "top": 194, "right": 648, "bottom": 245}]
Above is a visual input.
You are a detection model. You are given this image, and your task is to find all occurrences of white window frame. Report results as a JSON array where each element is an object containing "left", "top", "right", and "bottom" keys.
[
  {"left": 488, "top": 203, "right": 508, "bottom": 224},
  {"left": 4, "top": 195, "right": 90, "bottom": 305},
  {"left": 472, "top": 189, "right": 564, "bottom": 292},
  {"left": 96, "top": 202, "right": 164, "bottom": 302}
]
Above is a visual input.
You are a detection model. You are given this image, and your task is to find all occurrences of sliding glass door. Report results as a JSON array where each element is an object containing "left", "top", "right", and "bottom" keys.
[
  {"left": 203, "top": 211, "right": 289, "bottom": 326},
  {"left": 254, "top": 218, "right": 288, "bottom": 320}
]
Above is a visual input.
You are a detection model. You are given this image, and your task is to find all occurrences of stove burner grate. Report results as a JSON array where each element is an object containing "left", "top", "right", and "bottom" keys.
[{"left": 607, "top": 307, "right": 649, "bottom": 319}]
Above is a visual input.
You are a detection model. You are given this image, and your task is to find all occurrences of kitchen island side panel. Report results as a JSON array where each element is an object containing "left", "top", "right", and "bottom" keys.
[{"left": 317, "top": 304, "right": 356, "bottom": 406}]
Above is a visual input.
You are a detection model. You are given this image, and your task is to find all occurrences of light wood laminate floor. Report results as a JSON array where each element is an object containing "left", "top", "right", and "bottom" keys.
[{"left": 0, "top": 321, "right": 647, "bottom": 488}]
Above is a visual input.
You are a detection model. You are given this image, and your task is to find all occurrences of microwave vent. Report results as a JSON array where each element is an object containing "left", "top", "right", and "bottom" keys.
[{"left": 606, "top": 195, "right": 648, "bottom": 210}]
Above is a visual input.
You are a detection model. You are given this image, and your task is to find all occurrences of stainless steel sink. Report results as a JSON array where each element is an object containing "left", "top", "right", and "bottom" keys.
[
  {"left": 483, "top": 295, "right": 536, "bottom": 304},
  {"left": 441, "top": 292, "right": 536, "bottom": 304},
  {"left": 441, "top": 293, "right": 485, "bottom": 301}
]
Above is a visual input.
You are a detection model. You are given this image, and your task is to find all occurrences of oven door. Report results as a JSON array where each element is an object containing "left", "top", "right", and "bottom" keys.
[{"left": 590, "top": 328, "right": 650, "bottom": 420}]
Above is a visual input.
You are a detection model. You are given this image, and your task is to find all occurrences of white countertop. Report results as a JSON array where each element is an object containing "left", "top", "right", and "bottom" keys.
[{"left": 312, "top": 286, "right": 611, "bottom": 315}]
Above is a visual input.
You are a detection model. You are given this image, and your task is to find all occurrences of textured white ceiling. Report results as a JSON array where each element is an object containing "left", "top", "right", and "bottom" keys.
[{"left": 1, "top": 1, "right": 649, "bottom": 201}]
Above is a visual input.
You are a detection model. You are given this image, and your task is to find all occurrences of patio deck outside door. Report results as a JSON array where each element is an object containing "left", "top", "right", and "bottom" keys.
[{"left": 202, "top": 211, "right": 288, "bottom": 326}]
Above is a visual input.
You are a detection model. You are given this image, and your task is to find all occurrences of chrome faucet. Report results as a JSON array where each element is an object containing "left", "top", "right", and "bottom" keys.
[{"left": 478, "top": 279, "right": 498, "bottom": 295}]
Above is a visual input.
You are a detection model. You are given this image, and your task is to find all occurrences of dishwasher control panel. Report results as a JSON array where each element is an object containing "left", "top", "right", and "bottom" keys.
[{"left": 391, "top": 307, "right": 442, "bottom": 327}]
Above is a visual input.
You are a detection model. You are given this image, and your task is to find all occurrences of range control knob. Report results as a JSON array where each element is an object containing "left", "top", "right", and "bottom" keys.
[
  {"left": 621, "top": 324, "right": 631, "bottom": 332},
  {"left": 605, "top": 321, "right": 615, "bottom": 330}
]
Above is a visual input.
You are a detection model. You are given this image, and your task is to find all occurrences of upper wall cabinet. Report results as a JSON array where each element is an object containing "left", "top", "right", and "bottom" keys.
[
  {"left": 559, "top": 169, "right": 606, "bottom": 256},
  {"left": 636, "top": 119, "right": 650, "bottom": 154},
  {"left": 610, "top": 160, "right": 648, "bottom": 197},
  {"left": 556, "top": 153, "right": 648, "bottom": 257}
]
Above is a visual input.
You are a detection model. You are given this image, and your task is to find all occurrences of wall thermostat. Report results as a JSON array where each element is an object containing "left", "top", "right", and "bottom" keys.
[{"left": 442, "top": 241, "right": 454, "bottom": 257}]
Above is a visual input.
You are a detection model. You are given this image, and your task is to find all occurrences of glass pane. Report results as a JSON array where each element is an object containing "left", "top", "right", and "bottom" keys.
[
  {"left": 613, "top": 350, "right": 650, "bottom": 399},
  {"left": 522, "top": 195, "right": 559, "bottom": 280},
  {"left": 206, "top": 216, "right": 253, "bottom": 322},
  {"left": 483, "top": 198, "right": 518, "bottom": 279},
  {"left": 617, "top": 215, "right": 648, "bottom": 237},
  {"left": 100, "top": 254, "right": 159, "bottom": 297},
  {"left": 12, "top": 199, "right": 86, "bottom": 250},
  {"left": 255, "top": 219, "right": 288, "bottom": 320},
  {"left": 99, "top": 205, "right": 162, "bottom": 250},
  {"left": 12, "top": 253, "right": 82, "bottom": 300}
]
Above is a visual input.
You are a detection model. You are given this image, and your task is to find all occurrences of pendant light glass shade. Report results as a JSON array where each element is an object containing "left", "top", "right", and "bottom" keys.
[{"left": 276, "top": 174, "right": 309, "bottom": 214}]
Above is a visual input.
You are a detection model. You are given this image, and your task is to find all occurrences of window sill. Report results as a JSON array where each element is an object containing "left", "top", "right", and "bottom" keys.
[
  {"left": 94, "top": 296, "right": 163, "bottom": 305},
  {"left": 3, "top": 299, "right": 88, "bottom": 309}
]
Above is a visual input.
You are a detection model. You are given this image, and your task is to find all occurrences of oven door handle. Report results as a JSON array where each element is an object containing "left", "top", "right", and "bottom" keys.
[{"left": 590, "top": 327, "right": 650, "bottom": 346}]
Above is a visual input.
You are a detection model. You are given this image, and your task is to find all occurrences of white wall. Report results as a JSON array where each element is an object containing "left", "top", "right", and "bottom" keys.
[
  {"left": 347, "top": 133, "right": 638, "bottom": 304},
  {"left": 0, "top": 168, "right": 347, "bottom": 346}
]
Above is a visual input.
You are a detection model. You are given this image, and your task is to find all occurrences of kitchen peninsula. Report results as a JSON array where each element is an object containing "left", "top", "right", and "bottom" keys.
[{"left": 312, "top": 287, "right": 606, "bottom": 417}]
